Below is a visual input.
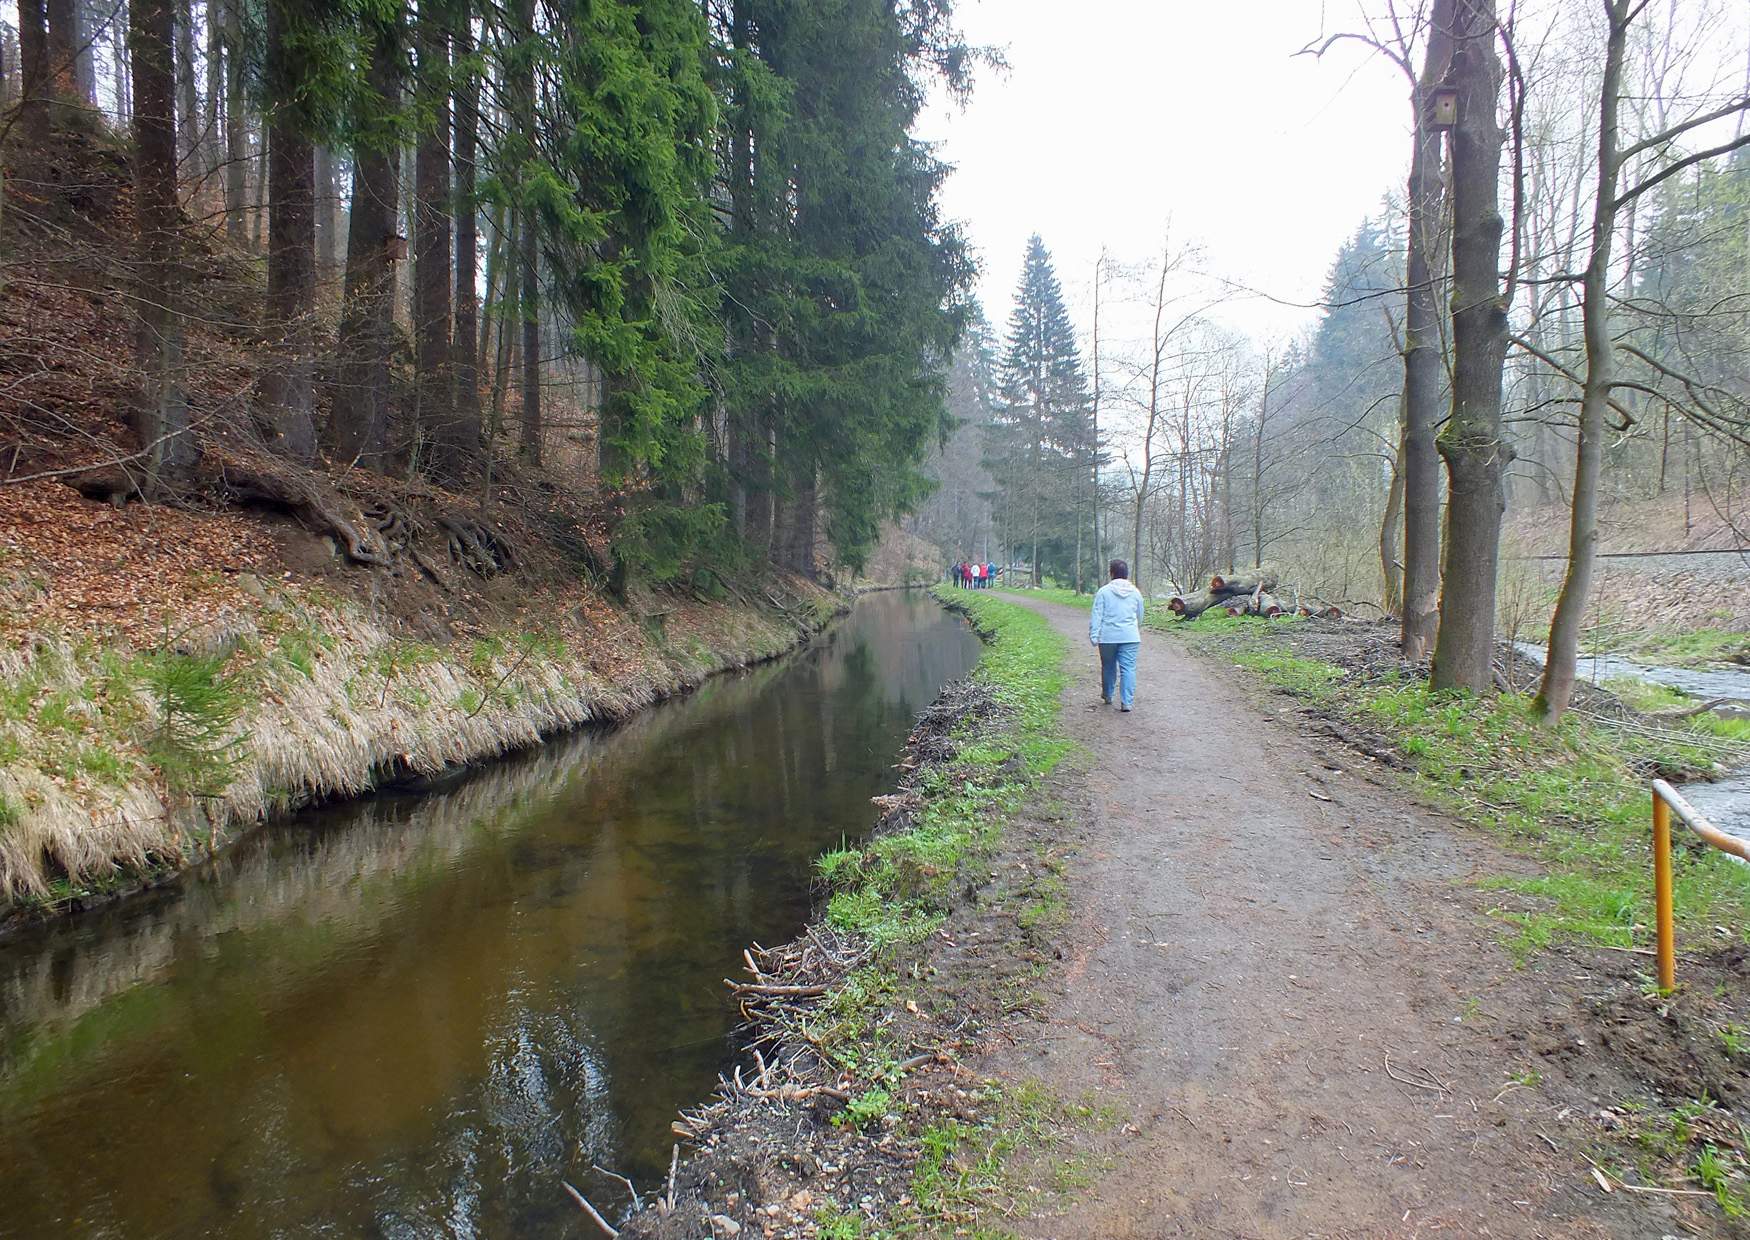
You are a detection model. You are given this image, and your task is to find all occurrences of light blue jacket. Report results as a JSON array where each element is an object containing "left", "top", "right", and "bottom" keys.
[{"left": 1089, "top": 578, "right": 1145, "bottom": 644}]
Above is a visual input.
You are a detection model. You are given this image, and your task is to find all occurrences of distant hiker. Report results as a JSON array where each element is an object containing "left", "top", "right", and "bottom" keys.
[
  {"left": 951, "top": 562, "right": 963, "bottom": 588},
  {"left": 1089, "top": 559, "right": 1145, "bottom": 711},
  {"left": 984, "top": 561, "right": 998, "bottom": 588}
]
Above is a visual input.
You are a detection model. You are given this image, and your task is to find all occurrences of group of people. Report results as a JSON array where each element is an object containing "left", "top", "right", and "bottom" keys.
[{"left": 949, "top": 560, "right": 1000, "bottom": 589}]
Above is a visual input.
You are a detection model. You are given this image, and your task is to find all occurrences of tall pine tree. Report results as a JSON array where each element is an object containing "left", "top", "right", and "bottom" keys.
[{"left": 986, "top": 235, "right": 1092, "bottom": 585}]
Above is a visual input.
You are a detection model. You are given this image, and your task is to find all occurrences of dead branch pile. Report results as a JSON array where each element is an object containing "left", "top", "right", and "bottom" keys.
[{"left": 1168, "top": 572, "right": 1344, "bottom": 622}]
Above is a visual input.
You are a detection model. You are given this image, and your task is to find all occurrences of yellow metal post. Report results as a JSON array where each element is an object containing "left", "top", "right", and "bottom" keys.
[{"left": 1652, "top": 790, "right": 1677, "bottom": 991}]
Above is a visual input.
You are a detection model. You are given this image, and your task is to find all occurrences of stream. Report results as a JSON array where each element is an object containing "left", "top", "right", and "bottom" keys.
[
  {"left": 1514, "top": 642, "right": 1750, "bottom": 847},
  {"left": 0, "top": 592, "right": 981, "bottom": 1239}
]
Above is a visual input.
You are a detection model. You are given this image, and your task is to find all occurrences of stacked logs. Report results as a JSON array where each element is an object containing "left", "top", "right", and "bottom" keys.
[{"left": 1167, "top": 572, "right": 1343, "bottom": 622}]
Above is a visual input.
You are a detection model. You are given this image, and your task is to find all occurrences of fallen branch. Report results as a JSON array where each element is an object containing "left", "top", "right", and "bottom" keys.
[{"left": 561, "top": 1181, "right": 621, "bottom": 1237}]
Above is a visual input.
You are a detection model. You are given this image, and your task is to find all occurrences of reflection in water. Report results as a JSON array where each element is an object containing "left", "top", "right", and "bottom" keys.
[{"left": 0, "top": 593, "right": 981, "bottom": 1239}]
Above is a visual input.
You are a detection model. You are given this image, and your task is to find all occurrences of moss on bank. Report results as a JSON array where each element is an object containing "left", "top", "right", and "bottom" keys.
[{"left": 0, "top": 576, "right": 841, "bottom": 919}]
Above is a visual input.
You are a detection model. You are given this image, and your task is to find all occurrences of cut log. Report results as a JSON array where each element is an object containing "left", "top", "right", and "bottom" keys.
[
  {"left": 1170, "top": 591, "right": 1229, "bottom": 620},
  {"left": 1256, "top": 592, "right": 1283, "bottom": 618},
  {"left": 1210, "top": 571, "right": 1279, "bottom": 597}
]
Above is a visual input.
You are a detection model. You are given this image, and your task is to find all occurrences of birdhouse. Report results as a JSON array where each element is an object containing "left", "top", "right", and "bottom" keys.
[
  {"left": 386, "top": 234, "right": 409, "bottom": 262},
  {"left": 1428, "top": 85, "right": 1459, "bottom": 131}
]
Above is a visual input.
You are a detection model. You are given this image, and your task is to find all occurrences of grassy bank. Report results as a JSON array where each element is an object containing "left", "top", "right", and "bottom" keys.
[
  {"left": 0, "top": 575, "right": 840, "bottom": 919},
  {"left": 819, "top": 590, "right": 1069, "bottom": 951},
  {"left": 1173, "top": 616, "right": 1750, "bottom": 960}
]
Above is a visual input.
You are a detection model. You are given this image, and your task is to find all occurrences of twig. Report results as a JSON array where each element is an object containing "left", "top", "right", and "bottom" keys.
[
  {"left": 560, "top": 1181, "right": 621, "bottom": 1237},
  {"left": 591, "top": 1164, "right": 641, "bottom": 1212},
  {"left": 724, "top": 979, "right": 829, "bottom": 996},
  {"left": 1383, "top": 1053, "right": 1448, "bottom": 1093},
  {"left": 664, "top": 1143, "right": 679, "bottom": 1213}
]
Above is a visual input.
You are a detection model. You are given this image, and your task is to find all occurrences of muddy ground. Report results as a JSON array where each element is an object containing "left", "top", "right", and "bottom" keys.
[
  {"left": 993, "top": 598, "right": 1748, "bottom": 1239},
  {"left": 623, "top": 598, "right": 1749, "bottom": 1239}
]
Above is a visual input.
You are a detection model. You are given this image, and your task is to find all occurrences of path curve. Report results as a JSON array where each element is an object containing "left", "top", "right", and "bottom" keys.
[{"left": 995, "top": 596, "right": 1657, "bottom": 1240}]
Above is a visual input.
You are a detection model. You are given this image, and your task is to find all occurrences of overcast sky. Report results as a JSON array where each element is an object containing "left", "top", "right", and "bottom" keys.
[{"left": 916, "top": 0, "right": 1413, "bottom": 351}]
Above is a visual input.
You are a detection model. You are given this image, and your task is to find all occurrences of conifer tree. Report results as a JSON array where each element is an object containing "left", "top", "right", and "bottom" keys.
[{"left": 987, "top": 234, "right": 1092, "bottom": 585}]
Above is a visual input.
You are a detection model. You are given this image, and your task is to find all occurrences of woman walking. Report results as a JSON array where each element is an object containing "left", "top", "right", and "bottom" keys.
[{"left": 1088, "top": 559, "right": 1145, "bottom": 711}]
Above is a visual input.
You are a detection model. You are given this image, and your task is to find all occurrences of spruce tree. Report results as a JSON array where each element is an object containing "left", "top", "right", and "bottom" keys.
[{"left": 987, "top": 234, "right": 1092, "bottom": 585}]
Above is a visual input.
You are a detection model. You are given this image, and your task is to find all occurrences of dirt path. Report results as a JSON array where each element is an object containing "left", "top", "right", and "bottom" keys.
[{"left": 991, "top": 598, "right": 1681, "bottom": 1240}]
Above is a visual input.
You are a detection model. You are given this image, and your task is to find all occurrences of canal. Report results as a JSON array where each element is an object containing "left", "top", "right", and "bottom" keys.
[{"left": 0, "top": 592, "right": 981, "bottom": 1238}]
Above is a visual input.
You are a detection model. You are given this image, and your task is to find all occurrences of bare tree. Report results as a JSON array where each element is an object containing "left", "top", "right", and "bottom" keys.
[
  {"left": 1537, "top": 0, "right": 1750, "bottom": 721},
  {"left": 129, "top": 0, "right": 195, "bottom": 490},
  {"left": 1430, "top": 0, "right": 1511, "bottom": 693},
  {"left": 1401, "top": 0, "right": 1455, "bottom": 659}
]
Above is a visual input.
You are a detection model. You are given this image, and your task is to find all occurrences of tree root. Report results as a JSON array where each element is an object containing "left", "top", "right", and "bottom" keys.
[{"left": 220, "top": 458, "right": 391, "bottom": 566}]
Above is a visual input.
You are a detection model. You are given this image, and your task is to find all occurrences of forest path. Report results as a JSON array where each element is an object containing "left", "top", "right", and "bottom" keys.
[{"left": 990, "top": 597, "right": 1654, "bottom": 1240}]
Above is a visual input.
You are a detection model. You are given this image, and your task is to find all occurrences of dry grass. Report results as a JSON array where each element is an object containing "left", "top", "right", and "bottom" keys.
[{"left": 0, "top": 573, "right": 837, "bottom": 911}]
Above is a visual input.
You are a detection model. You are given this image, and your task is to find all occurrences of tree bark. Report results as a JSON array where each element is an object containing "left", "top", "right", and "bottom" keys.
[
  {"left": 509, "top": 0, "right": 540, "bottom": 464},
  {"left": 314, "top": 144, "right": 337, "bottom": 279},
  {"left": 413, "top": 0, "right": 455, "bottom": 474},
  {"left": 72, "top": 0, "right": 95, "bottom": 104},
  {"left": 222, "top": 0, "right": 246, "bottom": 240},
  {"left": 17, "top": 0, "right": 49, "bottom": 140},
  {"left": 129, "top": 0, "right": 196, "bottom": 491},
  {"left": 44, "top": 0, "right": 77, "bottom": 108},
  {"left": 258, "top": 0, "right": 318, "bottom": 462},
  {"left": 1537, "top": 0, "right": 1630, "bottom": 722},
  {"left": 325, "top": 3, "right": 401, "bottom": 470},
  {"left": 1380, "top": 447, "right": 1405, "bottom": 618},
  {"left": 1430, "top": 0, "right": 1511, "bottom": 694},
  {"left": 173, "top": 0, "right": 197, "bottom": 169},
  {"left": 1400, "top": 0, "right": 1455, "bottom": 660},
  {"left": 451, "top": 0, "right": 483, "bottom": 458},
  {"left": 518, "top": 213, "right": 541, "bottom": 463}
]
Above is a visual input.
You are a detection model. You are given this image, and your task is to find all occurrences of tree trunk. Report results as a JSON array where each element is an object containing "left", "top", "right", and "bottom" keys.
[
  {"left": 509, "top": 0, "right": 540, "bottom": 465},
  {"left": 204, "top": 0, "right": 223, "bottom": 177},
  {"left": 489, "top": 205, "right": 518, "bottom": 443},
  {"left": 325, "top": 4, "right": 400, "bottom": 470},
  {"left": 314, "top": 144, "right": 337, "bottom": 279},
  {"left": 44, "top": 0, "right": 77, "bottom": 107},
  {"left": 451, "top": 1, "right": 482, "bottom": 459},
  {"left": 519, "top": 221, "right": 541, "bottom": 463},
  {"left": 259, "top": 0, "right": 317, "bottom": 462},
  {"left": 1538, "top": 1, "right": 1630, "bottom": 722},
  {"left": 1380, "top": 447, "right": 1405, "bottom": 618},
  {"left": 222, "top": 0, "right": 246, "bottom": 240},
  {"left": 1430, "top": 0, "right": 1510, "bottom": 694},
  {"left": 413, "top": 1, "right": 455, "bottom": 475},
  {"left": 109, "top": 10, "right": 130, "bottom": 122},
  {"left": 129, "top": 0, "right": 196, "bottom": 491},
  {"left": 72, "top": 0, "right": 95, "bottom": 104},
  {"left": 173, "top": 0, "right": 197, "bottom": 169},
  {"left": 17, "top": 0, "right": 49, "bottom": 140},
  {"left": 1400, "top": 0, "right": 1455, "bottom": 660}
]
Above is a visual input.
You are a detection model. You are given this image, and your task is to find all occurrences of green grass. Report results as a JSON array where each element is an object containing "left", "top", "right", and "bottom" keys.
[
  {"left": 1177, "top": 624, "right": 1750, "bottom": 963},
  {"left": 787, "top": 590, "right": 1070, "bottom": 1236},
  {"left": 1602, "top": 677, "right": 1750, "bottom": 744},
  {"left": 1615, "top": 628, "right": 1750, "bottom": 667},
  {"left": 814, "top": 590, "right": 1067, "bottom": 999}
]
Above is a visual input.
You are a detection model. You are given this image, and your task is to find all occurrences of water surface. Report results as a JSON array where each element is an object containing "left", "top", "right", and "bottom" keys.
[{"left": 0, "top": 592, "right": 980, "bottom": 1238}]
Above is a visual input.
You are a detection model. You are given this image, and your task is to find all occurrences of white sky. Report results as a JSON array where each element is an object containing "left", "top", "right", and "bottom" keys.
[{"left": 917, "top": 0, "right": 1413, "bottom": 350}]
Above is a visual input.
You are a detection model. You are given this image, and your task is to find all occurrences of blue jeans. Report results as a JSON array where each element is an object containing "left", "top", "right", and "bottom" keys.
[{"left": 1099, "top": 642, "right": 1138, "bottom": 707}]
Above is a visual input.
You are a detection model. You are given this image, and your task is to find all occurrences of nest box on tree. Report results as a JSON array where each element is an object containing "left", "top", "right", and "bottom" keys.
[{"left": 1428, "top": 85, "right": 1459, "bottom": 131}]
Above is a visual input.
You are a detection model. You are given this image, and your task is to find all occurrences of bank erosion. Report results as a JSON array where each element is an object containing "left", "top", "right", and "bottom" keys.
[{"left": 0, "top": 476, "right": 840, "bottom": 922}]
